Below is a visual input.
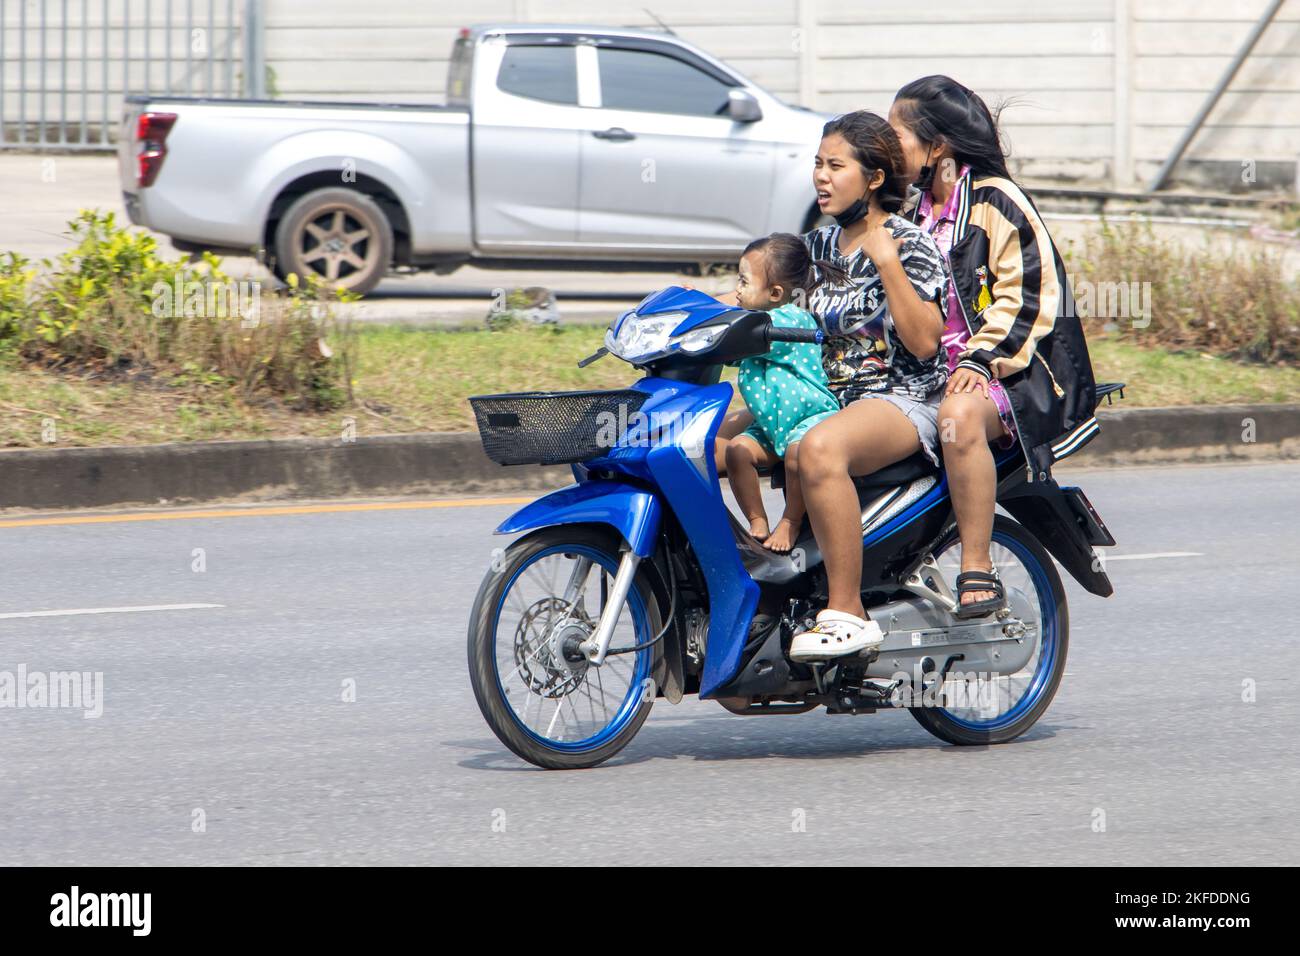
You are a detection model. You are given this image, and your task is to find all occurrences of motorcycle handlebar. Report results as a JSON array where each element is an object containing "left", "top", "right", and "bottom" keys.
[{"left": 766, "top": 325, "right": 823, "bottom": 345}]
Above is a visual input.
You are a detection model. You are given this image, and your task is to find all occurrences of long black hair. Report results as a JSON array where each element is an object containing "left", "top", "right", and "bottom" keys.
[
  {"left": 743, "top": 232, "right": 847, "bottom": 300},
  {"left": 892, "top": 75, "right": 1013, "bottom": 182},
  {"left": 819, "top": 110, "right": 910, "bottom": 214}
]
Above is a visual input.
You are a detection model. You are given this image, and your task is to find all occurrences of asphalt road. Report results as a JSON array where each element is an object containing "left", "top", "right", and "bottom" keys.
[{"left": 0, "top": 460, "right": 1296, "bottom": 865}]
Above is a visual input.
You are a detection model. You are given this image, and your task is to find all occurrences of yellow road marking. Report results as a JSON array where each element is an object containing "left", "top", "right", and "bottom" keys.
[{"left": 0, "top": 497, "right": 537, "bottom": 529}]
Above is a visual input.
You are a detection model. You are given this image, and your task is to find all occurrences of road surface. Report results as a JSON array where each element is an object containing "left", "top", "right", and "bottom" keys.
[{"left": 0, "top": 460, "right": 1295, "bottom": 865}]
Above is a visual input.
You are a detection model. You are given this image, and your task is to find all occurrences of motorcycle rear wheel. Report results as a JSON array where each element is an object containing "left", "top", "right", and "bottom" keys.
[{"left": 909, "top": 516, "right": 1070, "bottom": 746}]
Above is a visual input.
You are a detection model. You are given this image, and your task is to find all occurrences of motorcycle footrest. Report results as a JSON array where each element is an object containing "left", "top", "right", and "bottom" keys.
[{"left": 826, "top": 678, "right": 901, "bottom": 714}]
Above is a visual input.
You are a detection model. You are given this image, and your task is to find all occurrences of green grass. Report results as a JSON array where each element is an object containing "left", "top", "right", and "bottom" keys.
[
  {"left": 0, "top": 324, "right": 1295, "bottom": 448},
  {"left": 1086, "top": 336, "right": 1300, "bottom": 405}
]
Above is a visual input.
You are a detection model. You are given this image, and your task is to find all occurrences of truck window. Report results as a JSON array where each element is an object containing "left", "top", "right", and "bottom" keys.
[
  {"left": 497, "top": 44, "right": 579, "bottom": 106},
  {"left": 597, "top": 48, "right": 733, "bottom": 117}
]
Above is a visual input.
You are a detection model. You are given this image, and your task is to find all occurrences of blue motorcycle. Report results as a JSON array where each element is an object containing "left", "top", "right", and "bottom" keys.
[{"left": 468, "top": 286, "right": 1120, "bottom": 769}]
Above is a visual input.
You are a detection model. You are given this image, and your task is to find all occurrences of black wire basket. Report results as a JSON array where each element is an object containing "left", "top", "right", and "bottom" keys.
[{"left": 469, "top": 389, "right": 649, "bottom": 466}]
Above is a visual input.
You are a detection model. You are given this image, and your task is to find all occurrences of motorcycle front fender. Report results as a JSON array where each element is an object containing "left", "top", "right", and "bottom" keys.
[{"left": 494, "top": 480, "right": 662, "bottom": 557}]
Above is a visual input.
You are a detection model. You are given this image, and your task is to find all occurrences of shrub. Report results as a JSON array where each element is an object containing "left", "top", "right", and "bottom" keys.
[
  {"left": 7, "top": 210, "right": 356, "bottom": 410},
  {"left": 1068, "top": 220, "right": 1300, "bottom": 366},
  {"left": 0, "top": 251, "right": 35, "bottom": 350}
]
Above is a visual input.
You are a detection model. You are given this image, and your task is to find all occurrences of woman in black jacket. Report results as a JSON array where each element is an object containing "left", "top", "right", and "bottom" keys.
[{"left": 889, "top": 76, "right": 1099, "bottom": 616}]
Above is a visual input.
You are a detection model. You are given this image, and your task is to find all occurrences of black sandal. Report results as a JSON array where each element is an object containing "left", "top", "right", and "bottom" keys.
[{"left": 955, "top": 569, "right": 1006, "bottom": 619}]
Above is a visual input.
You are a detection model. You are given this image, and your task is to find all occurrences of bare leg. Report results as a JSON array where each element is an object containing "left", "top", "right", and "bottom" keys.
[
  {"left": 938, "top": 392, "right": 1009, "bottom": 607},
  {"left": 764, "top": 441, "right": 806, "bottom": 553},
  {"left": 714, "top": 408, "right": 754, "bottom": 476},
  {"left": 798, "top": 401, "right": 925, "bottom": 618},
  {"left": 725, "top": 435, "right": 778, "bottom": 540}
]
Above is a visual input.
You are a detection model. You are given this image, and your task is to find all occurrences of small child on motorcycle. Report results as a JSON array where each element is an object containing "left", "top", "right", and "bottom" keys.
[{"left": 724, "top": 233, "right": 845, "bottom": 553}]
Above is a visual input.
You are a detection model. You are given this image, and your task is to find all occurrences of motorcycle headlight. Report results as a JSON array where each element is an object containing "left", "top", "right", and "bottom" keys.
[
  {"left": 675, "top": 323, "right": 728, "bottom": 354},
  {"left": 607, "top": 311, "right": 687, "bottom": 363}
]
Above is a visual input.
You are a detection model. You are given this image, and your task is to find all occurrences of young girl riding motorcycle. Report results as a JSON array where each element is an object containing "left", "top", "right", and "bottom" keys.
[
  {"left": 713, "top": 111, "right": 952, "bottom": 661},
  {"left": 782, "top": 111, "right": 952, "bottom": 661},
  {"left": 888, "top": 76, "right": 1098, "bottom": 618},
  {"left": 719, "top": 233, "right": 845, "bottom": 554}
]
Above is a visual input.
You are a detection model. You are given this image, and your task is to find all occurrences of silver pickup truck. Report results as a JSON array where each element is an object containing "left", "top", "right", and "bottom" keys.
[{"left": 119, "top": 23, "right": 829, "bottom": 294}]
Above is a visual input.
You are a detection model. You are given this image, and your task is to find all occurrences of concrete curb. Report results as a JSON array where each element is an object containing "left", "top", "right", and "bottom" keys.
[
  {"left": 1, "top": 403, "right": 1296, "bottom": 512},
  {"left": 0, "top": 433, "right": 572, "bottom": 512},
  {"left": 1066, "top": 402, "right": 1300, "bottom": 467}
]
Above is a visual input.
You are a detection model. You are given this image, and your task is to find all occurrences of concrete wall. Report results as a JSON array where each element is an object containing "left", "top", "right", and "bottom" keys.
[
  {"left": 2, "top": 0, "right": 1298, "bottom": 191},
  {"left": 1130, "top": 0, "right": 1300, "bottom": 190},
  {"left": 259, "top": 0, "right": 1300, "bottom": 192}
]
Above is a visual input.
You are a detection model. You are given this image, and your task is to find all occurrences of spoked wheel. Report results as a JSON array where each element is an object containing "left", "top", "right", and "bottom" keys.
[
  {"left": 467, "top": 526, "right": 661, "bottom": 770},
  {"left": 274, "top": 187, "right": 393, "bottom": 295},
  {"left": 909, "top": 516, "right": 1069, "bottom": 745}
]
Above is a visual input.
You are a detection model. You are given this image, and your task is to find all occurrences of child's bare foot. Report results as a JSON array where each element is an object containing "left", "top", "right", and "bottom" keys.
[
  {"left": 762, "top": 517, "right": 800, "bottom": 552},
  {"left": 747, "top": 517, "right": 770, "bottom": 540}
]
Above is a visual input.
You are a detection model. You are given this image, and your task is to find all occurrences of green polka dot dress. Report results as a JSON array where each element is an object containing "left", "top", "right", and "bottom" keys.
[{"left": 733, "top": 303, "right": 840, "bottom": 458}]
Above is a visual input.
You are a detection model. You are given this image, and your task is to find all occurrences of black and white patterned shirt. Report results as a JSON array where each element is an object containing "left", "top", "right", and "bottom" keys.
[{"left": 802, "top": 216, "right": 950, "bottom": 402}]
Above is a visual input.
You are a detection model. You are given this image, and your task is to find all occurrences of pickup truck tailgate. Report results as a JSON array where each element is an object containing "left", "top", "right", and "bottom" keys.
[{"left": 117, "top": 100, "right": 144, "bottom": 194}]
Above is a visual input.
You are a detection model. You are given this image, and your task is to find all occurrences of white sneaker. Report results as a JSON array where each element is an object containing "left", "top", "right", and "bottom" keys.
[{"left": 789, "top": 609, "right": 884, "bottom": 662}]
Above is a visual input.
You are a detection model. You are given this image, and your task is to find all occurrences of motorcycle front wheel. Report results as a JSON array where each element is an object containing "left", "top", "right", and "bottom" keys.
[{"left": 467, "top": 526, "right": 661, "bottom": 770}]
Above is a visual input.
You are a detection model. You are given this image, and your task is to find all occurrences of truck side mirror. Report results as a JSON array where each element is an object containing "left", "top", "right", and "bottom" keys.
[{"left": 726, "top": 89, "right": 763, "bottom": 123}]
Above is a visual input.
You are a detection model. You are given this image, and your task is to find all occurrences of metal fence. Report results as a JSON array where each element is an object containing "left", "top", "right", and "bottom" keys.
[{"left": 1, "top": 0, "right": 256, "bottom": 150}]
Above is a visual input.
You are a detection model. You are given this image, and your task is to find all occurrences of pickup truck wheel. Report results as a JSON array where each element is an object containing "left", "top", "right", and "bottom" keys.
[{"left": 275, "top": 188, "right": 394, "bottom": 296}]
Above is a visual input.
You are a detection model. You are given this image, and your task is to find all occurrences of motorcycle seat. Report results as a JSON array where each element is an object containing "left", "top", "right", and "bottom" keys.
[
  {"left": 767, "top": 450, "right": 938, "bottom": 495},
  {"left": 851, "top": 450, "right": 938, "bottom": 493}
]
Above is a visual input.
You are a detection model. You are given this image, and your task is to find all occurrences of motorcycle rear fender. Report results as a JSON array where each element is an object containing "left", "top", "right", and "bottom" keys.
[
  {"left": 494, "top": 480, "right": 662, "bottom": 557},
  {"left": 999, "top": 477, "right": 1114, "bottom": 597}
]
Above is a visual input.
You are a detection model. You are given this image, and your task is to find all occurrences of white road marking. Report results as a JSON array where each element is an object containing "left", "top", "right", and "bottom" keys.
[
  {"left": 1101, "top": 552, "right": 1203, "bottom": 561},
  {"left": 0, "top": 603, "right": 224, "bottom": 620}
]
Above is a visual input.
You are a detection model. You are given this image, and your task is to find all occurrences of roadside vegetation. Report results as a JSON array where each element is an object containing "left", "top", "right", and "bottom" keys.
[
  {"left": 0, "top": 212, "right": 1295, "bottom": 448},
  {"left": 0, "top": 211, "right": 357, "bottom": 414},
  {"left": 1068, "top": 219, "right": 1300, "bottom": 365}
]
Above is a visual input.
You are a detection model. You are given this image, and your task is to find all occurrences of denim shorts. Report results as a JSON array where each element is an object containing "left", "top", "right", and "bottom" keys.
[{"left": 849, "top": 388, "right": 944, "bottom": 468}]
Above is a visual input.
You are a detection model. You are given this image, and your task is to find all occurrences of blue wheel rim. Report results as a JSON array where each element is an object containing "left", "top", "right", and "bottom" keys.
[
  {"left": 491, "top": 543, "right": 652, "bottom": 753},
  {"left": 936, "top": 529, "right": 1059, "bottom": 732}
]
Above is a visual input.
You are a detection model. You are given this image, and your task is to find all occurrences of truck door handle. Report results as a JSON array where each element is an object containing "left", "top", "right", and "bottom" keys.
[{"left": 592, "top": 127, "right": 636, "bottom": 142}]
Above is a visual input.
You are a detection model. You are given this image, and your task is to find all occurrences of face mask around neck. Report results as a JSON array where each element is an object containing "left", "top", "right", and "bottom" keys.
[
  {"left": 833, "top": 196, "right": 869, "bottom": 228},
  {"left": 914, "top": 145, "right": 936, "bottom": 192}
]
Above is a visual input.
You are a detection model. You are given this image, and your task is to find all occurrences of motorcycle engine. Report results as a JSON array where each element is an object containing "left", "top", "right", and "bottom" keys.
[{"left": 684, "top": 609, "right": 708, "bottom": 672}]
